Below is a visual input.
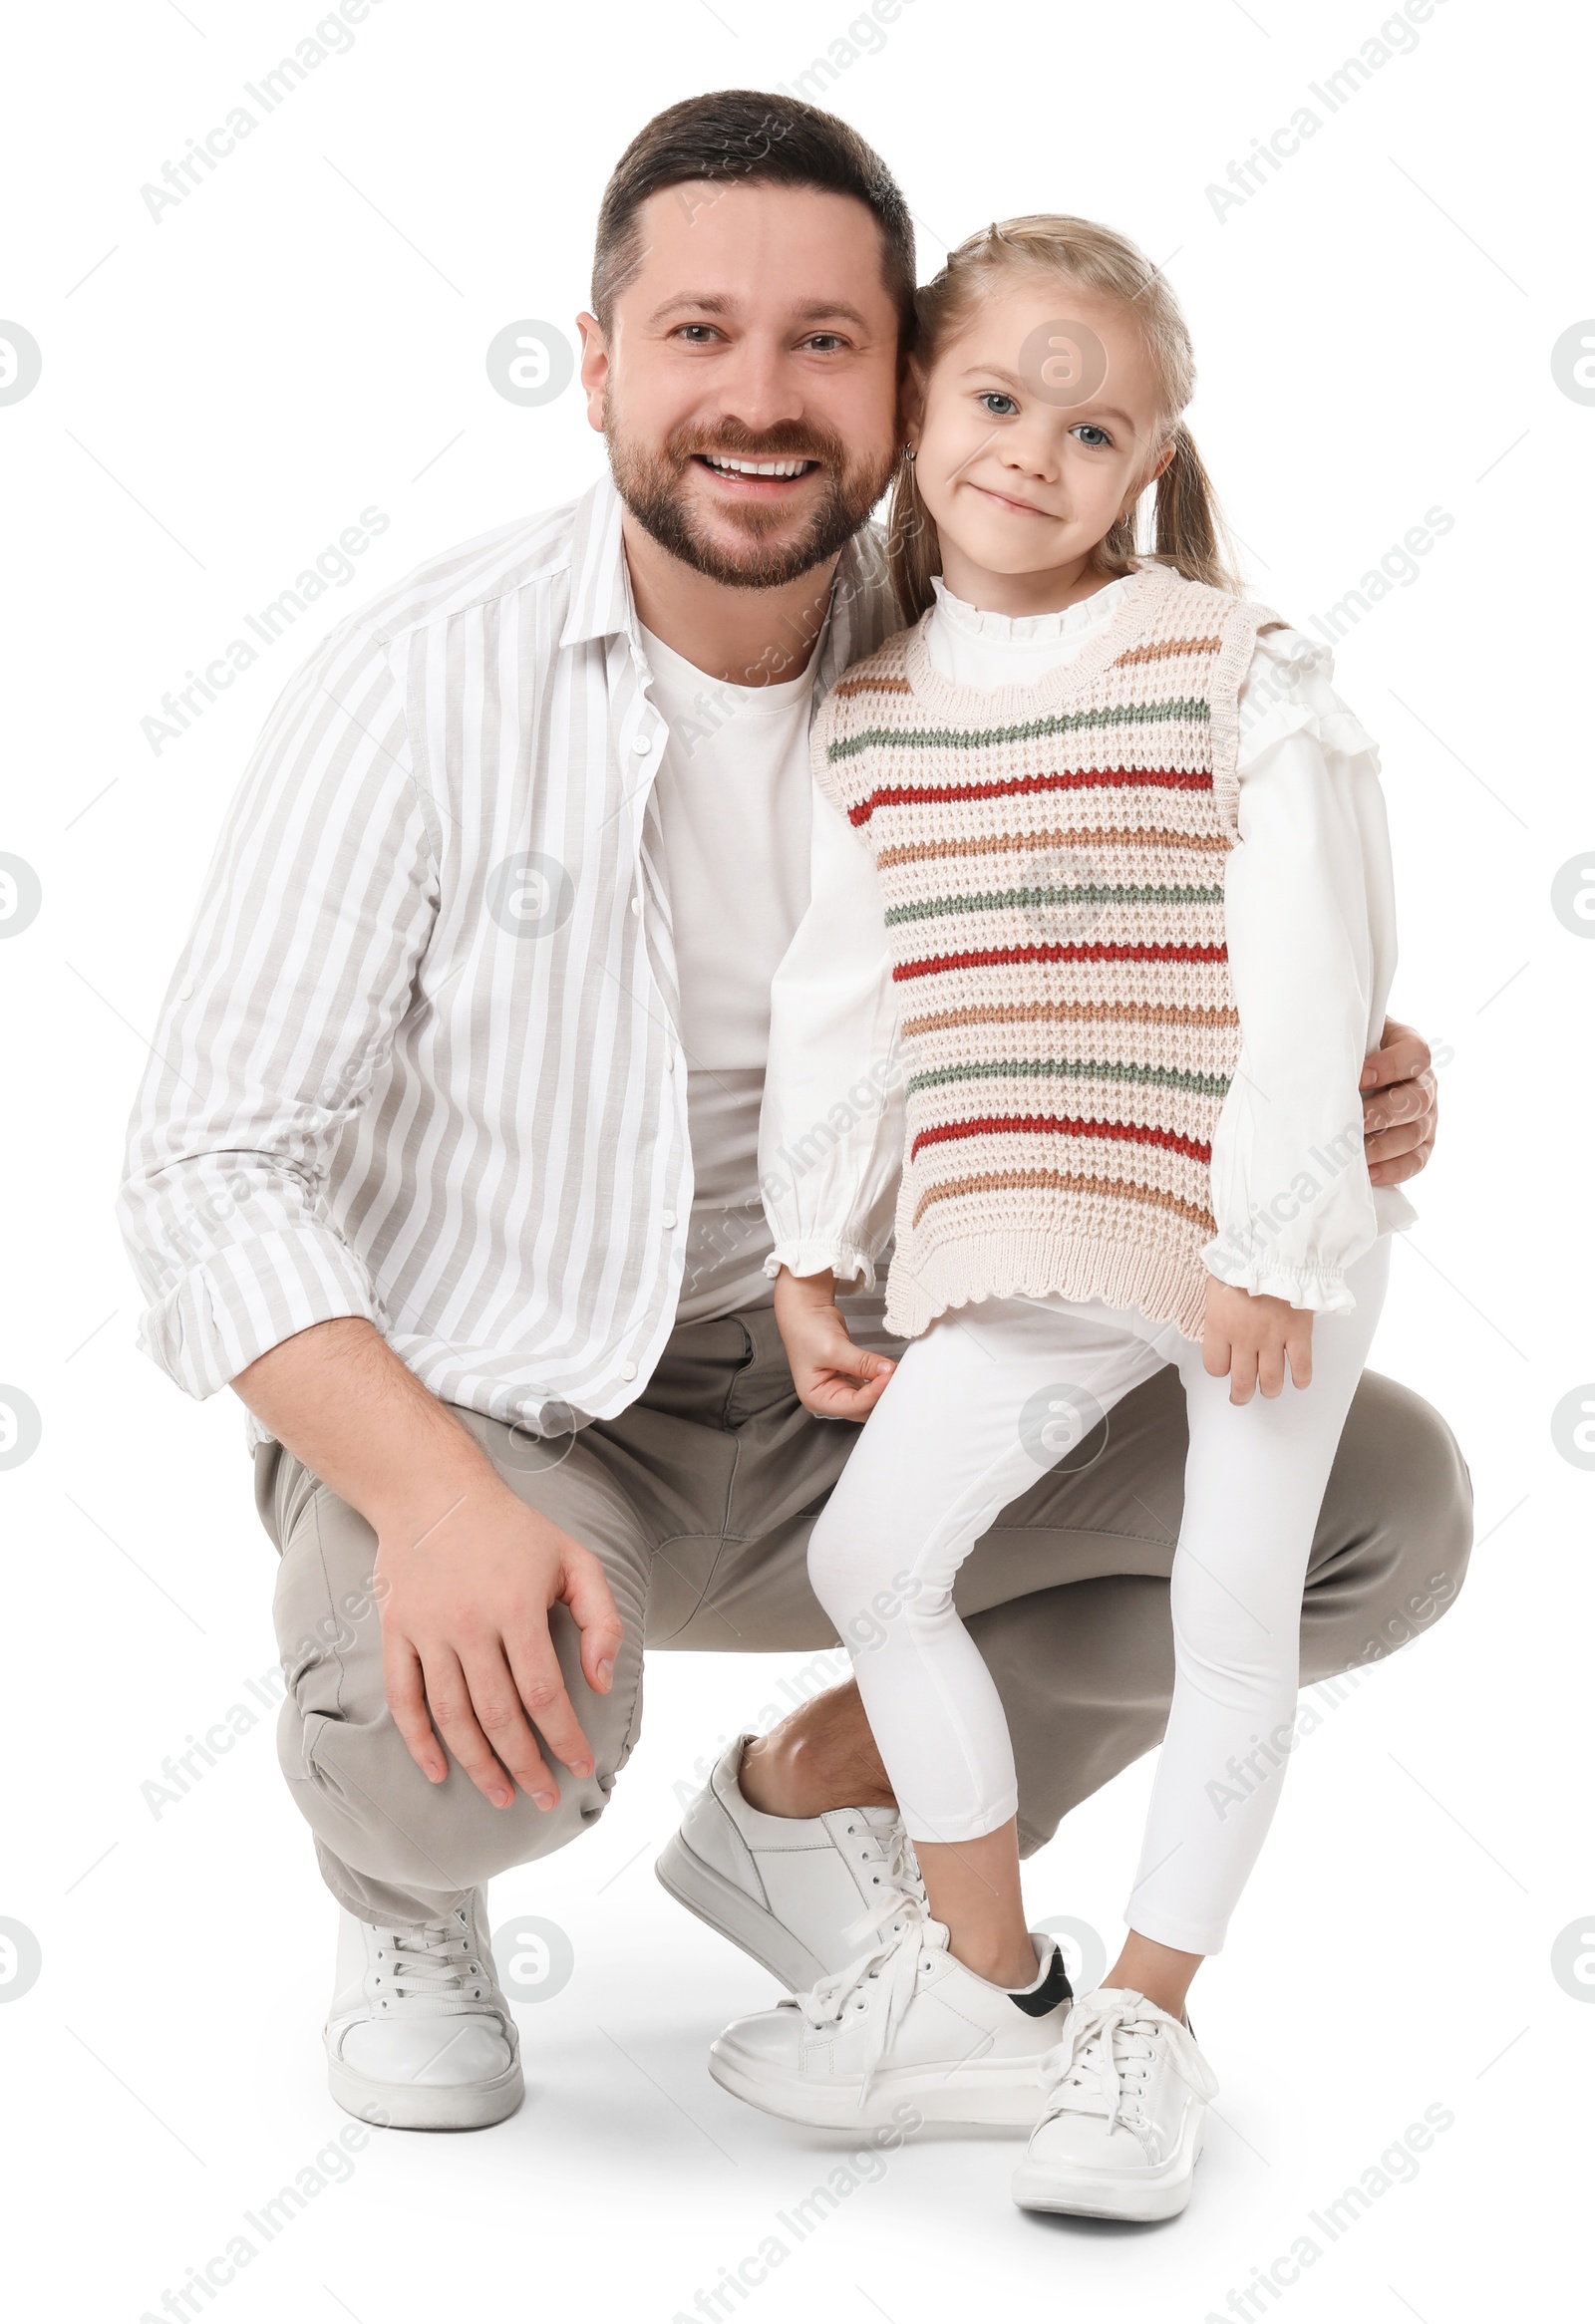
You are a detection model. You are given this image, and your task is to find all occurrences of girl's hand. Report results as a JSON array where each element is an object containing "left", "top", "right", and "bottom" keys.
[
  {"left": 1201, "top": 1278, "right": 1313, "bottom": 1404},
  {"left": 773, "top": 1266, "right": 897, "bottom": 1421}
]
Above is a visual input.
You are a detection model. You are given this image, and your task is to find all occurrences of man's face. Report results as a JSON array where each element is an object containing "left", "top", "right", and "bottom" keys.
[{"left": 579, "top": 179, "right": 903, "bottom": 589}]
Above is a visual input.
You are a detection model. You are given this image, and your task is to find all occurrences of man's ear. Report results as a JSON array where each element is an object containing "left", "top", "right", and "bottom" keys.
[{"left": 576, "top": 312, "right": 608, "bottom": 436}]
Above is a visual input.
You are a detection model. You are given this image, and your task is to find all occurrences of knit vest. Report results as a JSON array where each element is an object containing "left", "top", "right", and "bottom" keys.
[{"left": 812, "top": 564, "right": 1283, "bottom": 1340}]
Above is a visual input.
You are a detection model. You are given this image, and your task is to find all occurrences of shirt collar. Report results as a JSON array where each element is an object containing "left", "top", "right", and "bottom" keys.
[
  {"left": 559, "top": 463, "right": 881, "bottom": 682},
  {"left": 559, "top": 470, "right": 633, "bottom": 650}
]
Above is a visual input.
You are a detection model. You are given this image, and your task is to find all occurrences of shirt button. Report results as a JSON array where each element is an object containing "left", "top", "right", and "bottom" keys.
[
  {"left": 176, "top": 979, "right": 196, "bottom": 1001},
  {"left": 631, "top": 895, "right": 642, "bottom": 917},
  {"left": 619, "top": 1360, "right": 638, "bottom": 1381},
  {"left": 660, "top": 1211, "right": 676, "bottom": 1230},
  {"left": 632, "top": 733, "right": 651, "bottom": 755}
]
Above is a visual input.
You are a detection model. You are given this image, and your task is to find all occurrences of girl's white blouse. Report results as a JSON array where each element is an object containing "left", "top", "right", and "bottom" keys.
[{"left": 759, "top": 574, "right": 1415, "bottom": 1319}]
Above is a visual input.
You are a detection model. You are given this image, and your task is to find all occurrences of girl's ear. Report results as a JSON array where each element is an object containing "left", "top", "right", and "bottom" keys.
[
  {"left": 1122, "top": 435, "right": 1177, "bottom": 518},
  {"left": 1145, "top": 436, "right": 1178, "bottom": 489}
]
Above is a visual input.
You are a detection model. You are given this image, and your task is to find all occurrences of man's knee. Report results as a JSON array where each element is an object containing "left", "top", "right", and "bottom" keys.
[
  {"left": 278, "top": 1677, "right": 623, "bottom": 1899},
  {"left": 1307, "top": 1370, "right": 1473, "bottom": 1679},
  {"left": 1355, "top": 1370, "right": 1470, "bottom": 1572}
]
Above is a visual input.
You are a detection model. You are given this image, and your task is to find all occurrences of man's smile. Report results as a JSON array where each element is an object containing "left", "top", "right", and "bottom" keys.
[{"left": 691, "top": 450, "right": 823, "bottom": 498}]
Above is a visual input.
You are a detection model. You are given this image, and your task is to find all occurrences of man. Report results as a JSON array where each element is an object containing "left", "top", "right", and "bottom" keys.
[{"left": 118, "top": 90, "right": 1465, "bottom": 2134}]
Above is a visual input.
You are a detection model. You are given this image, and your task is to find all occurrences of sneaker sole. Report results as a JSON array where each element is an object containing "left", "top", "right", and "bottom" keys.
[
  {"left": 1011, "top": 2125, "right": 1204, "bottom": 2221},
  {"left": 708, "top": 2035, "right": 1050, "bottom": 2131},
  {"left": 655, "top": 1829, "right": 826, "bottom": 1993},
  {"left": 326, "top": 2052, "right": 524, "bottom": 2132}
]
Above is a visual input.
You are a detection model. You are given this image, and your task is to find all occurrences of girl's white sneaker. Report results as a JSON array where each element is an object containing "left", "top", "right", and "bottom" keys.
[
  {"left": 1012, "top": 1987, "right": 1219, "bottom": 2221},
  {"left": 708, "top": 1903, "right": 1072, "bottom": 2130}
]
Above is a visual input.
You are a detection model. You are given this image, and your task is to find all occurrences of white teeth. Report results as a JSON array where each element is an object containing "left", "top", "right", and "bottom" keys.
[{"left": 704, "top": 454, "right": 812, "bottom": 476}]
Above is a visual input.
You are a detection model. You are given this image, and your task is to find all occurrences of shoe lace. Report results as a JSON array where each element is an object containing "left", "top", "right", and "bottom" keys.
[
  {"left": 838, "top": 1817, "right": 926, "bottom": 1954},
  {"left": 1036, "top": 1990, "right": 1217, "bottom": 2160},
  {"left": 372, "top": 1907, "right": 493, "bottom": 2015},
  {"left": 797, "top": 1889, "right": 938, "bottom": 2107}
]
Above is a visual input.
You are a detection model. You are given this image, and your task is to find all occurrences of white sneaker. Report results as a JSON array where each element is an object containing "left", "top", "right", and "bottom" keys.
[
  {"left": 657, "top": 1733, "right": 926, "bottom": 1989},
  {"left": 1012, "top": 1987, "right": 1219, "bottom": 2220},
  {"left": 708, "top": 1903, "right": 1073, "bottom": 2130},
  {"left": 324, "top": 1887, "right": 523, "bottom": 2131}
]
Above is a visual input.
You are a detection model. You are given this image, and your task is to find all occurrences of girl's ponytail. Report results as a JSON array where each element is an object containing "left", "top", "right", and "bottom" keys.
[
  {"left": 1101, "top": 425, "right": 1240, "bottom": 593},
  {"left": 1150, "top": 424, "right": 1239, "bottom": 594}
]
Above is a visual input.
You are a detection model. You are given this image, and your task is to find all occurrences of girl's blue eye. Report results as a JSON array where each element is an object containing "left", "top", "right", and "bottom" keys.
[
  {"left": 979, "top": 392, "right": 1019, "bottom": 417},
  {"left": 1073, "top": 423, "right": 1112, "bottom": 448}
]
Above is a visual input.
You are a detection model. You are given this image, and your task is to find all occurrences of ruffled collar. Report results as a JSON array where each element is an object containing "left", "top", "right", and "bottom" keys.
[{"left": 928, "top": 571, "right": 1135, "bottom": 644}]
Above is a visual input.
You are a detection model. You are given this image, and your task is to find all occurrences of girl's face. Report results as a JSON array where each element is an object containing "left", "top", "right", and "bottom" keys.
[{"left": 907, "top": 275, "right": 1175, "bottom": 608}]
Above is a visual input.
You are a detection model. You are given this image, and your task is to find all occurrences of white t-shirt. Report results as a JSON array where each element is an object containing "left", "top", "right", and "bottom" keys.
[{"left": 638, "top": 623, "right": 816, "bottom": 1322}]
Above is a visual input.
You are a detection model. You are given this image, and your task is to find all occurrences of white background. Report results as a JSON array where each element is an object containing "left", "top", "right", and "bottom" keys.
[{"left": 1, "top": 1, "right": 1591, "bottom": 2318}]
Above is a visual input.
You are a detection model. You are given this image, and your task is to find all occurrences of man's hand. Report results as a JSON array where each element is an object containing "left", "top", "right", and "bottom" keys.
[
  {"left": 773, "top": 1266, "right": 896, "bottom": 1421},
  {"left": 1362, "top": 1017, "right": 1437, "bottom": 1188},
  {"left": 1202, "top": 1277, "right": 1314, "bottom": 1404},
  {"left": 374, "top": 1476, "right": 624, "bottom": 1809},
  {"left": 232, "top": 1315, "right": 624, "bottom": 1811}
]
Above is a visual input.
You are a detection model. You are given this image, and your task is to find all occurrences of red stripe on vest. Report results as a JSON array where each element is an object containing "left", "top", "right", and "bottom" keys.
[
  {"left": 910, "top": 1114, "right": 1213, "bottom": 1165},
  {"left": 893, "top": 941, "right": 1228, "bottom": 982},
  {"left": 849, "top": 767, "right": 1211, "bottom": 828}
]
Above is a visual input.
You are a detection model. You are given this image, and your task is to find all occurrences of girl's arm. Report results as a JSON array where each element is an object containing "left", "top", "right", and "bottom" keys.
[
  {"left": 760, "top": 781, "right": 904, "bottom": 1416},
  {"left": 760, "top": 781, "right": 904, "bottom": 1287},
  {"left": 1203, "top": 628, "right": 1409, "bottom": 1330}
]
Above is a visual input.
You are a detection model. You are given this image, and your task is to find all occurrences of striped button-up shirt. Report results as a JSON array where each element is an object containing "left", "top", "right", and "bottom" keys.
[{"left": 118, "top": 472, "right": 899, "bottom": 1442}]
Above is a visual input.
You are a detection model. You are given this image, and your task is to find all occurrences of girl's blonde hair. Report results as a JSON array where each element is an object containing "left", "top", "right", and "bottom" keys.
[{"left": 886, "top": 214, "right": 1240, "bottom": 621}]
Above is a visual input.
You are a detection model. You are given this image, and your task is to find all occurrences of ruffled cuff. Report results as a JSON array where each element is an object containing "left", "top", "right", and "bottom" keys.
[
  {"left": 765, "top": 1239, "right": 881, "bottom": 1291},
  {"left": 1200, "top": 1241, "right": 1358, "bottom": 1316}
]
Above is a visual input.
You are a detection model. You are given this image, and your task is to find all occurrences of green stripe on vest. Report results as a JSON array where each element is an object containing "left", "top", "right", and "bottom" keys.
[
  {"left": 906, "top": 1057, "right": 1234, "bottom": 1100},
  {"left": 885, "top": 883, "right": 1225, "bottom": 926},
  {"left": 826, "top": 698, "right": 1212, "bottom": 760}
]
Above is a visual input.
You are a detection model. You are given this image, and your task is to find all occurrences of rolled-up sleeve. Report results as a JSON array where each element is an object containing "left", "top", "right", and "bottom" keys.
[
  {"left": 117, "top": 618, "right": 439, "bottom": 1397},
  {"left": 760, "top": 784, "right": 902, "bottom": 1288}
]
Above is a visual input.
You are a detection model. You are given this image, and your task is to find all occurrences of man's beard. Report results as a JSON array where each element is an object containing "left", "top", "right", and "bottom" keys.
[{"left": 606, "top": 413, "right": 896, "bottom": 590}]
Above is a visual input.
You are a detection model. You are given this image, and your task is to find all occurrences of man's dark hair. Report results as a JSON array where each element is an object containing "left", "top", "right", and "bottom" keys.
[{"left": 591, "top": 89, "right": 917, "bottom": 342}]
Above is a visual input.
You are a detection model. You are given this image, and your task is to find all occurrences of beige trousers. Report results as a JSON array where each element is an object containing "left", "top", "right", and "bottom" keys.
[{"left": 255, "top": 1305, "right": 1472, "bottom": 1927}]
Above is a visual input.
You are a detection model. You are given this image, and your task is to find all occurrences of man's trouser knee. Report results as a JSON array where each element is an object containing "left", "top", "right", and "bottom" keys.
[{"left": 258, "top": 1410, "right": 652, "bottom": 1928}]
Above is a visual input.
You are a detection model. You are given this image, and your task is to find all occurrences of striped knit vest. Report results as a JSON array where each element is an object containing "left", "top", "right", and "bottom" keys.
[{"left": 812, "top": 564, "right": 1283, "bottom": 1340}]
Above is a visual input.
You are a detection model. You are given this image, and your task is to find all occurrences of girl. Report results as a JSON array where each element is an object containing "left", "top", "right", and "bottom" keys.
[{"left": 708, "top": 216, "right": 1413, "bottom": 2220}]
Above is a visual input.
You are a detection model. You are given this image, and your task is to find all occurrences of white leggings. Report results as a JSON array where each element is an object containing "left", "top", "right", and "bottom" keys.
[{"left": 807, "top": 1242, "right": 1390, "bottom": 1956}]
